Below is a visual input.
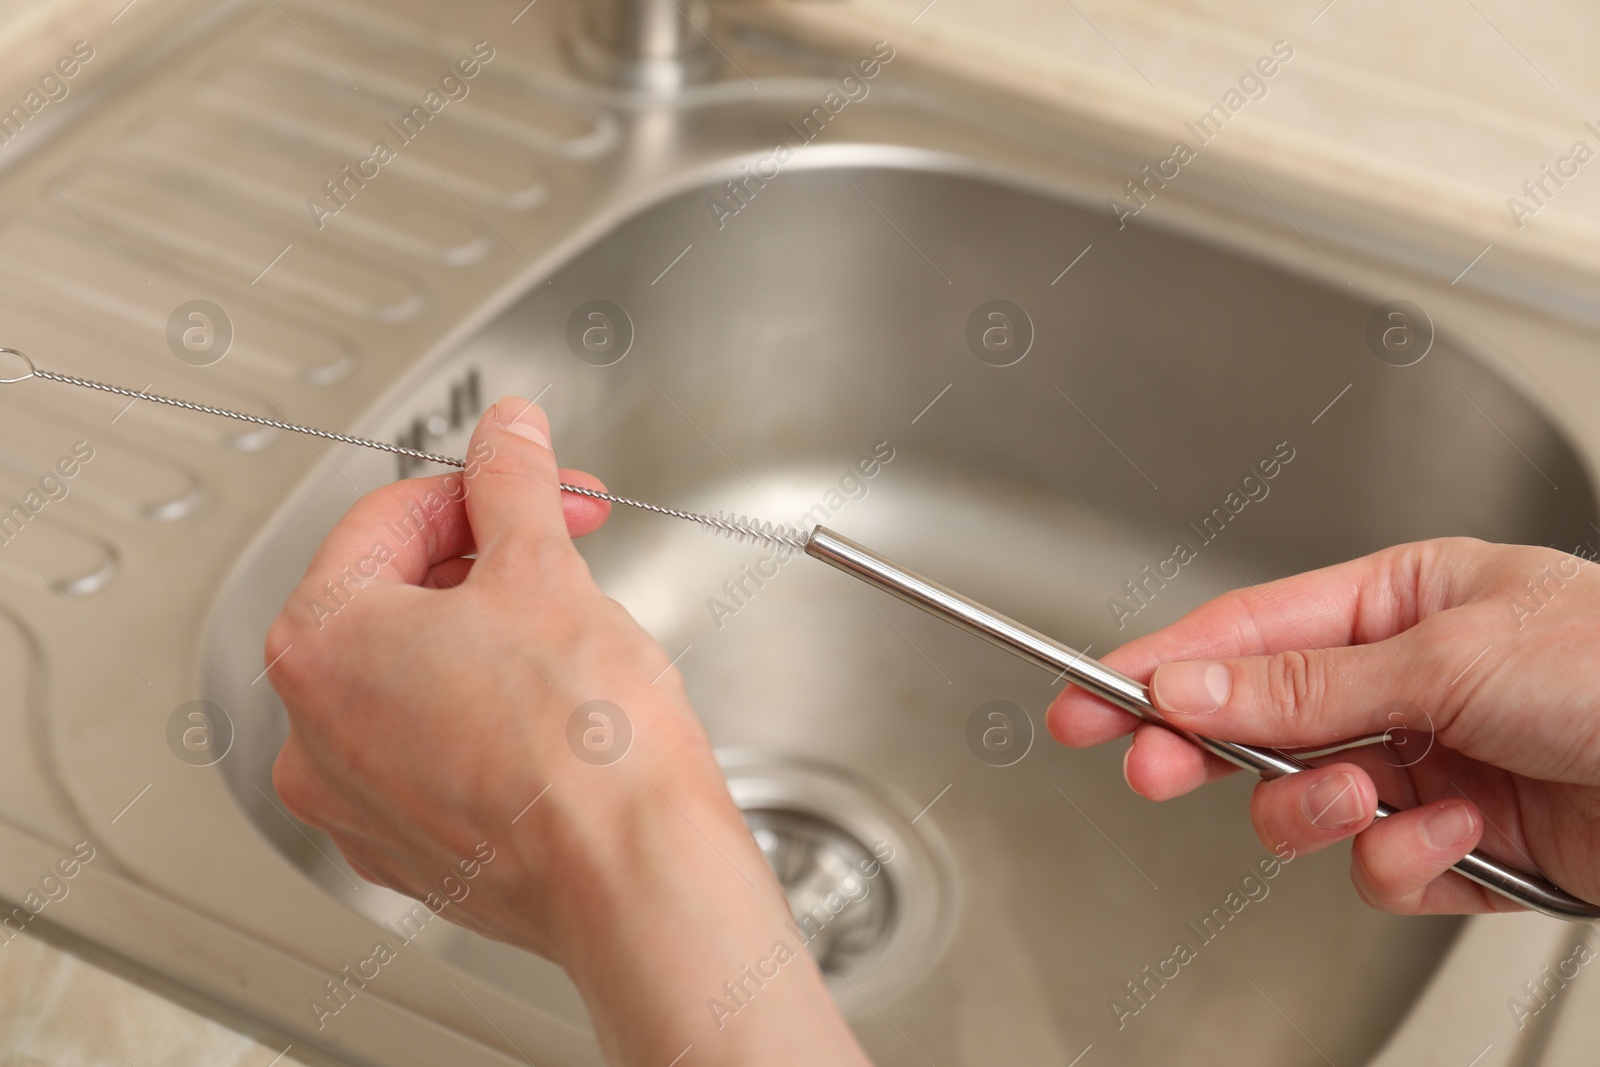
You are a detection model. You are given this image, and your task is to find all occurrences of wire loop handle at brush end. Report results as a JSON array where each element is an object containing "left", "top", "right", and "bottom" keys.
[{"left": 0, "top": 349, "right": 811, "bottom": 548}]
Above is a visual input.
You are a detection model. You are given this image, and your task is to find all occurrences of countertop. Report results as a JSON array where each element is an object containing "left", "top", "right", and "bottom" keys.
[
  {"left": 1, "top": 931, "right": 306, "bottom": 1067},
  {"left": 808, "top": 0, "right": 1600, "bottom": 250}
]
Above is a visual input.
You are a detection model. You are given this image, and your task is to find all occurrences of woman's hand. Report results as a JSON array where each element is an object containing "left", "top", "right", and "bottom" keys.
[
  {"left": 265, "top": 398, "right": 868, "bottom": 1067},
  {"left": 1047, "top": 537, "right": 1600, "bottom": 915}
]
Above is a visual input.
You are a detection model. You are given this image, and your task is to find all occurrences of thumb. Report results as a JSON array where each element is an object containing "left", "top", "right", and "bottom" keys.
[
  {"left": 1148, "top": 633, "right": 1447, "bottom": 749},
  {"left": 460, "top": 397, "right": 576, "bottom": 565}
]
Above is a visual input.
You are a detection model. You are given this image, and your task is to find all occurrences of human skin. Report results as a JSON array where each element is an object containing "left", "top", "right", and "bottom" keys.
[
  {"left": 267, "top": 398, "right": 1600, "bottom": 1062},
  {"left": 1047, "top": 538, "right": 1600, "bottom": 915},
  {"left": 265, "top": 398, "right": 872, "bottom": 1067}
]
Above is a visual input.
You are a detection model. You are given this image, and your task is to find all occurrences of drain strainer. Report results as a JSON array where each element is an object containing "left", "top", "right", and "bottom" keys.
[
  {"left": 721, "top": 749, "right": 956, "bottom": 1005},
  {"left": 746, "top": 808, "right": 896, "bottom": 975}
]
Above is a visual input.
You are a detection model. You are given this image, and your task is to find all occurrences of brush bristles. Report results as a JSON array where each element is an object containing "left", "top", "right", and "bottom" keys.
[
  {"left": 701, "top": 511, "right": 810, "bottom": 550},
  {"left": 556, "top": 484, "right": 809, "bottom": 550}
]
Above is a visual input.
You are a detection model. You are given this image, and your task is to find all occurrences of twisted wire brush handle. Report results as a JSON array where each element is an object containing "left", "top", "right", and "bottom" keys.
[{"left": 0, "top": 349, "right": 806, "bottom": 544}]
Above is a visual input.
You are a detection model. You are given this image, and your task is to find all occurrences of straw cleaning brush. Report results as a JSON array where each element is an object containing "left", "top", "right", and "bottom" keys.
[{"left": 4, "top": 348, "right": 1594, "bottom": 922}]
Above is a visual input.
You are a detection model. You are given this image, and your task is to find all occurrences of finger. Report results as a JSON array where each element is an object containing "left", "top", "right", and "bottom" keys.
[
  {"left": 1046, "top": 678, "right": 1143, "bottom": 748},
  {"left": 1145, "top": 621, "right": 1477, "bottom": 750},
  {"left": 1348, "top": 799, "right": 1509, "bottom": 914},
  {"left": 423, "top": 558, "right": 474, "bottom": 589},
  {"left": 1317, "top": 733, "right": 1480, "bottom": 811},
  {"left": 415, "top": 466, "right": 610, "bottom": 589},
  {"left": 460, "top": 398, "right": 572, "bottom": 566},
  {"left": 296, "top": 472, "right": 478, "bottom": 591},
  {"left": 1247, "top": 763, "right": 1377, "bottom": 860},
  {"left": 558, "top": 467, "right": 611, "bottom": 537},
  {"left": 1134, "top": 542, "right": 1436, "bottom": 669},
  {"left": 1049, "top": 542, "right": 1434, "bottom": 746},
  {"left": 1122, "top": 724, "right": 1240, "bottom": 800}
]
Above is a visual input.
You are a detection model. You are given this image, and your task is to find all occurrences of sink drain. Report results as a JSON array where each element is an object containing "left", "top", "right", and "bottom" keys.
[
  {"left": 721, "top": 750, "right": 956, "bottom": 1004},
  {"left": 746, "top": 808, "right": 896, "bottom": 976}
]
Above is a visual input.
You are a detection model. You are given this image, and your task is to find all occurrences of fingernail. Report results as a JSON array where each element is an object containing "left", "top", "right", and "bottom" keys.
[
  {"left": 1302, "top": 772, "right": 1364, "bottom": 830},
  {"left": 1421, "top": 803, "right": 1475, "bottom": 849},
  {"left": 493, "top": 398, "right": 550, "bottom": 447},
  {"left": 1153, "top": 661, "right": 1230, "bottom": 714}
]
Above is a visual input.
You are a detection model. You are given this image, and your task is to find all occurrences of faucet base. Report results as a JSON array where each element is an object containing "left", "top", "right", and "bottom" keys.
[{"left": 564, "top": 0, "right": 719, "bottom": 92}]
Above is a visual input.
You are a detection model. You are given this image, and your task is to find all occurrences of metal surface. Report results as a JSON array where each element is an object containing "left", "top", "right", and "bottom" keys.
[
  {"left": 746, "top": 806, "right": 899, "bottom": 974},
  {"left": 207, "top": 161, "right": 1600, "bottom": 1065},
  {"left": 567, "top": 0, "right": 717, "bottom": 90},
  {"left": 1, "top": 1, "right": 1598, "bottom": 1064},
  {"left": 720, "top": 750, "right": 956, "bottom": 1006},
  {"left": 805, "top": 526, "right": 1600, "bottom": 922}
]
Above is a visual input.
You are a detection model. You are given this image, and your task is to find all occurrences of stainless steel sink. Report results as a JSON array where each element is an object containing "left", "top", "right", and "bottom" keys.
[
  {"left": 205, "top": 160, "right": 1595, "bottom": 1064},
  {"left": 5, "top": 2, "right": 1598, "bottom": 1065}
]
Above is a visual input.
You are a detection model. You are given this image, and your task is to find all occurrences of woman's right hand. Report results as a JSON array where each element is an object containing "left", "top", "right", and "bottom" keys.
[{"left": 1047, "top": 537, "right": 1600, "bottom": 915}]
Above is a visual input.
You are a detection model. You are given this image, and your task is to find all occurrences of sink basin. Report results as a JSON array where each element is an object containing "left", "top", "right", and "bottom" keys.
[
  {"left": 205, "top": 160, "right": 1597, "bottom": 1065},
  {"left": 4, "top": 1, "right": 1593, "bottom": 1063}
]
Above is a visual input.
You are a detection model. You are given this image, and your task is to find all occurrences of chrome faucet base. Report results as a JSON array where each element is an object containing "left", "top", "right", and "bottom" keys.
[{"left": 565, "top": 0, "right": 718, "bottom": 91}]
